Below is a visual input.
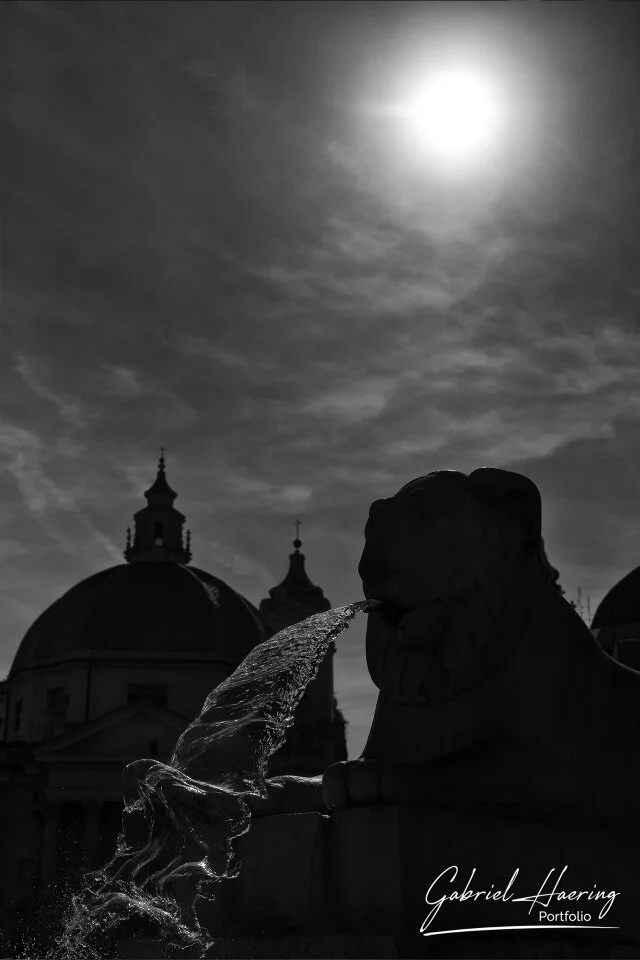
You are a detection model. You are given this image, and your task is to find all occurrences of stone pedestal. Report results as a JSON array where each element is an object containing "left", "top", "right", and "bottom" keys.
[{"left": 117, "top": 804, "right": 640, "bottom": 958}]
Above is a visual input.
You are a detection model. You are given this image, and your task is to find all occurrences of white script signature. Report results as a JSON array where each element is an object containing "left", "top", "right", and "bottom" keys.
[{"left": 421, "top": 865, "right": 619, "bottom": 932}]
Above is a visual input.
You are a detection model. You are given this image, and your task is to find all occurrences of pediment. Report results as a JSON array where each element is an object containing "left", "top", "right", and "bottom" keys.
[{"left": 34, "top": 700, "right": 189, "bottom": 761}]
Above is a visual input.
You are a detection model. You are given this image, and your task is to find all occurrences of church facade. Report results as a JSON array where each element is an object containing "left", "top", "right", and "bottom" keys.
[{"left": 0, "top": 455, "right": 346, "bottom": 947}]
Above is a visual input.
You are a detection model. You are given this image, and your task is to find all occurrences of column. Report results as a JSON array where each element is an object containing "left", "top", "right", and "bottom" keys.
[{"left": 38, "top": 800, "right": 63, "bottom": 895}]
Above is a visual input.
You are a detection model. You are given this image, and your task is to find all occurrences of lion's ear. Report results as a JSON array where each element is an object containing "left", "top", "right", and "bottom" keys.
[{"left": 469, "top": 468, "right": 542, "bottom": 559}]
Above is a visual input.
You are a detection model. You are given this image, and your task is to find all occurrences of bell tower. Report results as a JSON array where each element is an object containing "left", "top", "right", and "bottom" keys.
[
  {"left": 260, "top": 522, "right": 347, "bottom": 774},
  {"left": 259, "top": 521, "right": 332, "bottom": 630},
  {"left": 124, "top": 449, "right": 192, "bottom": 564}
]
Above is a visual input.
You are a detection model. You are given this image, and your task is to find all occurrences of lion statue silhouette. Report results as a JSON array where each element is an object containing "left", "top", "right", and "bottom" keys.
[{"left": 319, "top": 467, "right": 640, "bottom": 828}]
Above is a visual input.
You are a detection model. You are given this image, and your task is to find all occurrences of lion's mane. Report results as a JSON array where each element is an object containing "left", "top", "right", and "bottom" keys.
[{"left": 359, "top": 468, "right": 547, "bottom": 708}]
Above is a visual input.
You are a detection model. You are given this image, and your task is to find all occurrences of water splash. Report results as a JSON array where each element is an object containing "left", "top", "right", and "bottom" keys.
[{"left": 46, "top": 599, "right": 379, "bottom": 960}]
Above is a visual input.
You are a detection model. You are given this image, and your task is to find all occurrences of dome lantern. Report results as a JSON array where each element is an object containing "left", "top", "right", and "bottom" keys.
[
  {"left": 259, "top": 521, "right": 331, "bottom": 628},
  {"left": 124, "top": 449, "right": 192, "bottom": 564}
]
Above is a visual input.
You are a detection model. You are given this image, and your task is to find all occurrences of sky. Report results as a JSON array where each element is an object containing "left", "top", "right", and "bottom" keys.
[{"left": 3, "top": 0, "right": 640, "bottom": 756}]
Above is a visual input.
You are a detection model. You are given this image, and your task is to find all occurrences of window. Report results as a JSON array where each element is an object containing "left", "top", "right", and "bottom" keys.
[
  {"left": 45, "top": 687, "right": 68, "bottom": 718},
  {"left": 13, "top": 698, "right": 23, "bottom": 732},
  {"left": 153, "top": 522, "right": 164, "bottom": 546},
  {"left": 43, "top": 687, "right": 68, "bottom": 735},
  {"left": 127, "top": 684, "right": 168, "bottom": 709}
]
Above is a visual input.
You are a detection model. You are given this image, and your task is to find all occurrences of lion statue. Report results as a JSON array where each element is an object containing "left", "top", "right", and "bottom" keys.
[
  {"left": 319, "top": 467, "right": 640, "bottom": 829},
  {"left": 247, "top": 468, "right": 640, "bottom": 828}
]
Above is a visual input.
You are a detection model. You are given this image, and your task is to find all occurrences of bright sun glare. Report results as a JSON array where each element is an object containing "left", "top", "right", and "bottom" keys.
[{"left": 405, "top": 66, "right": 506, "bottom": 169}]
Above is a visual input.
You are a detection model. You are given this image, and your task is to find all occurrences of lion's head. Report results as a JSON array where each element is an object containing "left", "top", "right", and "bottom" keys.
[{"left": 358, "top": 468, "right": 548, "bottom": 706}]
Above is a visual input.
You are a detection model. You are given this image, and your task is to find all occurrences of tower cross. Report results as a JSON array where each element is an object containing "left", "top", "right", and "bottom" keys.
[{"left": 295, "top": 519, "right": 302, "bottom": 540}]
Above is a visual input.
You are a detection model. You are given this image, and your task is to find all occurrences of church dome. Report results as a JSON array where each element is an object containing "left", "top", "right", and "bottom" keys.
[
  {"left": 590, "top": 566, "right": 640, "bottom": 630},
  {"left": 8, "top": 452, "right": 272, "bottom": 679},
  {"left": 8, "top": 562, "right": 271, "bottom": 678}
]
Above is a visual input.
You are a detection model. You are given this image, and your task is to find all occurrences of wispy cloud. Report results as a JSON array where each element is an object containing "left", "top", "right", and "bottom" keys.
[
  {"left": 302, "top": 377, "right": 398, "bottom": 424},
  {"left": 179, "top": 337, "right": 277, "bottom": 373},
  {"left": 101, "top": 364, "right": 143, "bottom": 397},
  {"left": 327, "top": 214, "right": 400, "bottom": 264},
  {"left": 0, "top": 419, "right": 122, "bottom": 564},
  {"left": 383, "top": 389, "right": 640, "bottom": 466},
  {"left": 218, "top": 473, "right": 314, "bottom": 512},
  {"left": 0, "top": 538, "right": 51, "bottom": 558},
  {"left": 202, "top": 539, "right": 273, "bottom": 583},
  {"left": 12, "top": 355, "right": 86, "bottom": 429}
]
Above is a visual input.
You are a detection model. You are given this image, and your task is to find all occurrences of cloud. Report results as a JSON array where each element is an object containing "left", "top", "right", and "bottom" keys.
[
  {"left": 179, "top": 337, "right": 277, "bottom": 373},
  {"left": 383, "top": 389, "right": 640, "bottom": 467},
  {"left": 0, "top": 422, "right": 48, "bottom": 511},
  {"left": 203, "top": 540, "right": 273, "bottom": 583},
  {"left": 94, "top": 387, "right": 199, "bottom": 437},
  {"left": 0, "top": 419, "right": 122, "bottom": 564},
  {"left": 256, "top": 259, "right": 459, "bottom": 317},
  {"left": 55, "top": 436, "right": 85, "bottom": 459},
  {"left": 101, "top": 364, "right": 143, "bottom": 397},
  {"left": 0, "top": 539, "right": 49, "bottom": 558},
  {"left": 384, "top": 435, "right": 450, "bottom": 458},
  {"left": 218, "top": 473, "right": 314, "bottom": 512},
  {"left": 12, "top": 355, "right": 86, "bottom": 429},
  {"left": 327, "top": 214, "right": 400, "bottom": 264},
  {"left": 302, "top": 378, "right": 398, "bottom": 424},
  {"left": 323, "top": 465, "right": 398, "bottom": 487},
  {"left": 119, "top": 451, "right": 314, "bottom": 521}
]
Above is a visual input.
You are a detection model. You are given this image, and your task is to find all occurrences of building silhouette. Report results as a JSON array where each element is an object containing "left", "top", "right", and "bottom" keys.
[
  {"left": 259, "top": 523, "right": 346, "bottom": 775},
  {"left": 0, "top": 454, "right": 345, "bottom": 944},
  {"left": 590, "top": 567, "right": 640, "bottom": 669}
]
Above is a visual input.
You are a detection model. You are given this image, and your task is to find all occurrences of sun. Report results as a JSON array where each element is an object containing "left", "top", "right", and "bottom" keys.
[{"left": 404, "top": 66, "right": 506, "bottom": 169}]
